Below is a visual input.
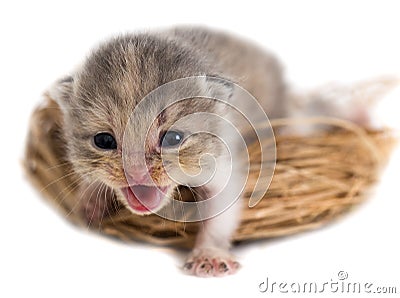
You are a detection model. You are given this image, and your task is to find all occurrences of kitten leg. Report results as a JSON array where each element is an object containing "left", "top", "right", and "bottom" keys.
[
  {"left": 283, "top": 76, "right": 400, "bottom": 135},
  {"left": 183, "top": 165, "right": 243, "bottom": 277},
  {"left": 76, "top": 181, "right": 117, "bottom": 227}
]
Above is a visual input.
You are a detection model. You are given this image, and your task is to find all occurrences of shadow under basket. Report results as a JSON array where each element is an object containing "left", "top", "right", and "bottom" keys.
[{"left": 24, "top": 96, "right": 398, "bottom": 249}]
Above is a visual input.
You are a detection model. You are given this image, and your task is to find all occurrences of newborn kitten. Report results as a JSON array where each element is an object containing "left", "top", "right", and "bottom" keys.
[{"left": 50, "top": 26, "right": 390, "bottom": 277}]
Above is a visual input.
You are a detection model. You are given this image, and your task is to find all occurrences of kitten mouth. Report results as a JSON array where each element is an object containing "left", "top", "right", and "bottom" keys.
[{"left": 120, "top": 185, "right": 169, "bottom": 213}]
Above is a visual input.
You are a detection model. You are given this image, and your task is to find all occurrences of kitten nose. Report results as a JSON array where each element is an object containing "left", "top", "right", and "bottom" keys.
[{"left": 125, "top": 168, "right": 153, "bottom": 185}]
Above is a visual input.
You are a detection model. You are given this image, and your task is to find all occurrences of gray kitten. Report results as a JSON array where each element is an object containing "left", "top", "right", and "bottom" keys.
[{"left": 50, "top": 26, "right": 389, "bottom": 277}]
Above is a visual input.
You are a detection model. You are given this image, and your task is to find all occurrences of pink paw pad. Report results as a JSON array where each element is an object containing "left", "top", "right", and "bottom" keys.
[{"left": 183, "top": 249, "right": 240, "bottom": 277}]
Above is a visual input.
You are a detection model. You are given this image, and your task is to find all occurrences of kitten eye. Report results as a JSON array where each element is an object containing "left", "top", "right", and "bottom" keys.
[
  {"left": 93, "top": 132, "right": 117, "bottom": 150},
  {"left": 160, "top": 130, "right": 184, "bottom": 148}
]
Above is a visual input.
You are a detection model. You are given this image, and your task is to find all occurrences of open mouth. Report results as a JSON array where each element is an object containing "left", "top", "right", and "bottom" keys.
[{"left": 120, "top": 185, "right": 169, "bottom": 213}]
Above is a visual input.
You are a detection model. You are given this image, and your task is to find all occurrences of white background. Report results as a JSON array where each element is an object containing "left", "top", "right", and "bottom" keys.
[{"left": 1, "top": 0, "right": 400, "bottom": 297}]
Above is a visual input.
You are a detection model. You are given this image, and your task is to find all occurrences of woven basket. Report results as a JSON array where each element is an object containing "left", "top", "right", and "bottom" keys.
[{"left": 23, "top": 95, "right": 397, "bottom": 249}]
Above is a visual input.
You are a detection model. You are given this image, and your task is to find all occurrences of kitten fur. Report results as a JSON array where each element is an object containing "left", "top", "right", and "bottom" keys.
[{"left": 50, "top": 26, "right": 390, "bottom": 277}]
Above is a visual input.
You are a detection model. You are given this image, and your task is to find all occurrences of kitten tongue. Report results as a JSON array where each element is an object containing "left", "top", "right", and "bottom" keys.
[{"left": 121, "top": 185, "right": 162, "bottom": 212}]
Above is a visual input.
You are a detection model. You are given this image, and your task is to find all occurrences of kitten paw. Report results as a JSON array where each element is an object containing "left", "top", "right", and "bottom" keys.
[
  {"left": 183, "top": 248, "right": 240, "bottom": 277},
  {"left": 82, "top": 198, "right": 108, "bottom": 226},
  {"left": 77, "top": 183, "right": 117, "bottom": 227}
]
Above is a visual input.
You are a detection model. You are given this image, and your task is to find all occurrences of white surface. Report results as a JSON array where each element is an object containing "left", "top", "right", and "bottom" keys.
[{"left": 1, "top": 0, "right": 399, "bottom": 297}]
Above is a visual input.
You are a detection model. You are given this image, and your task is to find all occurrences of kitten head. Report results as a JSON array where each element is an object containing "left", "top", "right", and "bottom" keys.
[{"left": 51, "top": 34, "right": 233, "bottom": 215}]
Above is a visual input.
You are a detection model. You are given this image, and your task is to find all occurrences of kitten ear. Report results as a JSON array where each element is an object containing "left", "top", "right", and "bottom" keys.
[
  {"left": 48, "top": 75, "right": 74, "bottom": 111},
  {"left": 203, "top": 75, "right": 235, "bottom": 101}
]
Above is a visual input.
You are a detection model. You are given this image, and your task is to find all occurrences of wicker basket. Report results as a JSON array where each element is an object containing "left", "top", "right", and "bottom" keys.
[{"left": 23, "top": 95, "right": 397, "bottom": 249}]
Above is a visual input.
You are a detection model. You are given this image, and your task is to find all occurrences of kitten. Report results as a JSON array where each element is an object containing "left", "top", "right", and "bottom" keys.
[{"left": 50, "top": 26, "right": 396, "bottom": 277}]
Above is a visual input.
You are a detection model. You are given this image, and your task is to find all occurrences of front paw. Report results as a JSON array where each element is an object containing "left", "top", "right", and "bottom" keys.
[
  {"left": 76, "top": 183, "right": 117, "bottom": 227},
  {"left": 183, "top": 247, "right": 240, "bottom": 277},
  {"left": 81, "top": 198, "right": 106, "bottom": 226}
]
